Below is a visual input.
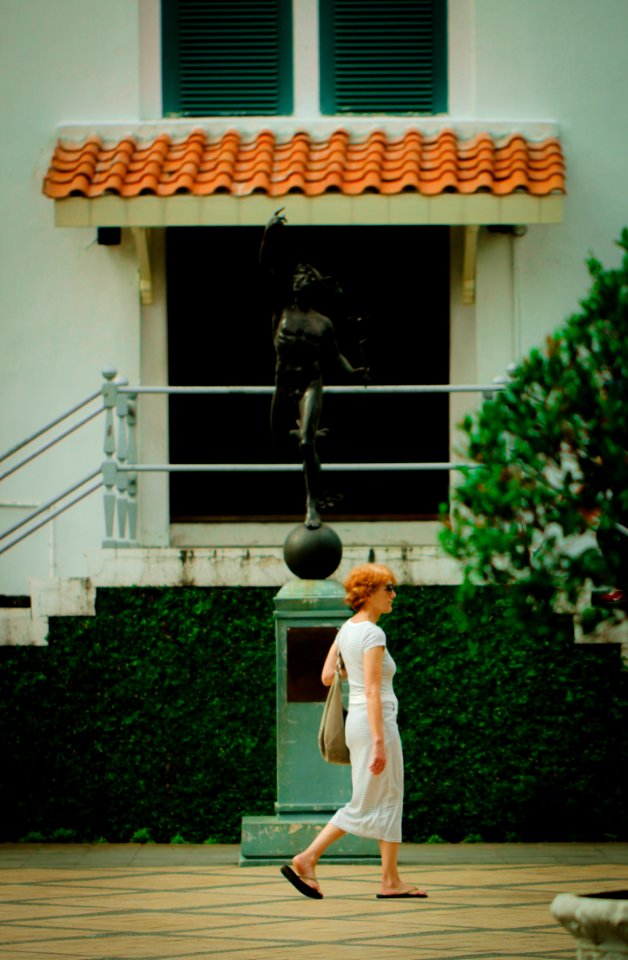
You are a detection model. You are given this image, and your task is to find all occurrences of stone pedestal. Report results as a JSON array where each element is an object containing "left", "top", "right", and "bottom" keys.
[
  {"left": 551, "top": 892, "right": 628, "bottom": 958},
  {"left": 240, "top": 579, "right": 380, "bottom": 866}
]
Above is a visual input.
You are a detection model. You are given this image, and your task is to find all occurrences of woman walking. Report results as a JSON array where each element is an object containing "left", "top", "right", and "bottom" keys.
[{"left": 280, "top": 562, "right": 427, "bottom": 900}]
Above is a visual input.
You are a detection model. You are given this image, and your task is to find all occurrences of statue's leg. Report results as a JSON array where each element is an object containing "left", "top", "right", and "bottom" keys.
[
  {"left": 271, "top": 386, "right": 292, "bottom": 445},
  {"left": 299, "top": 382, "right": 323, "bottom": 529}
]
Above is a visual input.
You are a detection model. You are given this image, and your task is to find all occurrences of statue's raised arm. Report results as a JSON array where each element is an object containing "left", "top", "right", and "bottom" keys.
[{"left": 259, "top": 208, "right": 289, "bottom": 336}]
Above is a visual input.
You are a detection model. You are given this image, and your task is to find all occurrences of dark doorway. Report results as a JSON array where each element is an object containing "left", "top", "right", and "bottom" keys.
[{"left": 166, "top": 224, "right": 449, "bottom": 522}]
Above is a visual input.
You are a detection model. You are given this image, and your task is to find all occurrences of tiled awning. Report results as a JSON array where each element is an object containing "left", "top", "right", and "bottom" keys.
[{"left": 43, "top": 123, "right": 565, "bottom": 227}]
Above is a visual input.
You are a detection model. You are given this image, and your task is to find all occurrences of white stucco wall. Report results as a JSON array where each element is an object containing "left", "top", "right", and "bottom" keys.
[
  {"left": 472, "top": 0, "right": 628, "bottom": 371},
  {"left": 0, "top": 1, "right": 143, "bottom": 594}
]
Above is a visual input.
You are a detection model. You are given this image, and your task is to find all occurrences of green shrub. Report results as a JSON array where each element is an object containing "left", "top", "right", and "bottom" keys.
[{"left": 440, "top": 230, "right": 628, "bottom": 623}]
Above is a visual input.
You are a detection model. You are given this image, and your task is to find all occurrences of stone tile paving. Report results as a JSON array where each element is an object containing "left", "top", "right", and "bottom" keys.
[{"left": 0, "top": 844, "right": 625, "bottom": 960}]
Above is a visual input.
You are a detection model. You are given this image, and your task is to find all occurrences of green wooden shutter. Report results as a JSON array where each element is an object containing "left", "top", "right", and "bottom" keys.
[
  {"left": 319, "top": 0, "right": 447, "bottom": 115},
  {"left": 162, "top": 0, "right": 293, "bottom": 117}
]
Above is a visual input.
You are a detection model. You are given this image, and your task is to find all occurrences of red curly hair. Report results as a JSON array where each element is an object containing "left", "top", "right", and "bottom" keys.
[{"left": 343, "top": 563, "right": 398, "bottom": 611}]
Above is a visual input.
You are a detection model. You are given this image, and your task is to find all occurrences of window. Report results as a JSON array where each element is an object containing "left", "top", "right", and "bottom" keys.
[
  {"left": 166, "top": 226, "right": 450, "bottom": 523},
  {"left": 319, "top": 0, "right": 447, "bottom": 115},
  {"left": 162, "top": 0, "right": 293, "bottom": 116},
  {"left": 162, "top": 0, "right": 446, "bottom": 118}
]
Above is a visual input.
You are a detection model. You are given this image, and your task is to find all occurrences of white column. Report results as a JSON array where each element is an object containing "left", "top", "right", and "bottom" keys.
[
  {"left": 292, "top": 0, "right": 320, "bottom": 119},
  {"left": 138, "top": 229, "right": 170, "bottom": 546},
  {"left": 449, "top": 227, "right": 478, "bottom": 461},
  {"left": 448, "top": 0, "right": 477, "bottom": 117},
  {"left": 139, "top": 0, "right": 162, "bottom": 120}
]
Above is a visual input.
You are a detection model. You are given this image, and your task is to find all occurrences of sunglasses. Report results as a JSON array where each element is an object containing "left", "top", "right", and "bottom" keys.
[{"left": 384, "top": 583, "right": 396, "bottom": 594}]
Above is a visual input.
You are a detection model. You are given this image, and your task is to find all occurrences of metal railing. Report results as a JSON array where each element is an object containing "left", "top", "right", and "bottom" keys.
[
  {"left": 0, "top": 381, "right": 106, "bottom": 557},
  {"left": 0, "top": 366, "right": 507, "bottom": 554}
]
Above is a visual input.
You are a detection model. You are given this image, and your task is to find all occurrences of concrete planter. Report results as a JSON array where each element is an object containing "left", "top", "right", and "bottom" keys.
[{"left": 551, "top": 891, "right": 628, "bottom": 958}]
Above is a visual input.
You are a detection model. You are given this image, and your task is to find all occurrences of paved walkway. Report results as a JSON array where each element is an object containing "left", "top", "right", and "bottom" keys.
[{"left": 0, "top": 843, "right": 626, "bottom": 959}]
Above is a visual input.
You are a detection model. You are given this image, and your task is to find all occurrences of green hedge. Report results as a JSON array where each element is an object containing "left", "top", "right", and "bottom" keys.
[
  {"left": 0, "top": 587, "right": 276, "bottom": 844},
  {"left": 0, "top": 586, "right": 626, "bottom": 843},
  {"left": 390, "top": 589, "right": 628, "bottom": 842}
]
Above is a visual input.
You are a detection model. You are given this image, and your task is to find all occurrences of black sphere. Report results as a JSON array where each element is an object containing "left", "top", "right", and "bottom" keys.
[{"left": 283, "top": 523, "right": 343, "bottom": 580}]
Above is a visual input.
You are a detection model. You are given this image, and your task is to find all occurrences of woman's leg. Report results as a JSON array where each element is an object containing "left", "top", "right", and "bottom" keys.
[
  {"left": 291, "top": 822, "right": 346, "bottom": 892},
  {"left": 379, "top": 840, "right": 401, "bottom": 889},
  {"left": 378, "top": 840, "right": 428, "bottom": 897}
]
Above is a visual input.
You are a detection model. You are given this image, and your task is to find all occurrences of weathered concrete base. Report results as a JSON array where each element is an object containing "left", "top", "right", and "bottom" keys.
[
  {"left": 86, "top": 538, "right": 462, "bottom": 590},
  {"left": 240, "top": 815, "right": 380, "bottom": 866}
]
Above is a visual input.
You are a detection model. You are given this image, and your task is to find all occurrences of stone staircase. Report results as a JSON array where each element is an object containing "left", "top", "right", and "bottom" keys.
[{"left": 0, "top": 578, "right": 95, "bottom": 646}]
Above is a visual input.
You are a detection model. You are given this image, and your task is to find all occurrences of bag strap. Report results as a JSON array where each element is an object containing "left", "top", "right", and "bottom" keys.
[{"left": 335, "top": 650, "right": 345, "bottom": 677}]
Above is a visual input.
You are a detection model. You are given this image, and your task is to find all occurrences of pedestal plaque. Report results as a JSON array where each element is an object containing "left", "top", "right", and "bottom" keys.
[{"left": 240, "top": 579, "right": 380, "bottom": 865}]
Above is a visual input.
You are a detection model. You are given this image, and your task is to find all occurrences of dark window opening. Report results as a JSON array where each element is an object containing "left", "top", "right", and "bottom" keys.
[{"left": 166, "top": 225, "right": 450, "bottom": 522}]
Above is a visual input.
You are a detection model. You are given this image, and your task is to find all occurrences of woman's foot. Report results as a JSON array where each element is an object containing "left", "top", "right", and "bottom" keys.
[
  {"left": 292, "top": 854, "right": 321, "bottom": 894},
  {"left": 377, "top": 881, "right": 428, "bottom": 899},
  {"left": 280, "top": 854, "right": 322, "bottom": 899}
]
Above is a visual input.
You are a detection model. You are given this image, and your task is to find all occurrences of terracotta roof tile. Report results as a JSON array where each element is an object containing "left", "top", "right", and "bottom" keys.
[{"left": 43, "top": 128, "right": 565, "bottom": 200}]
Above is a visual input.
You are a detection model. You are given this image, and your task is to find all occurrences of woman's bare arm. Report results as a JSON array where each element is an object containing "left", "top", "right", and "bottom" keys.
[
  {"left": 364, "top": 645, "right": 386, "bottom": 775},
  {"left": 321, "top": 639, "right": 339, "bottom": 686}
]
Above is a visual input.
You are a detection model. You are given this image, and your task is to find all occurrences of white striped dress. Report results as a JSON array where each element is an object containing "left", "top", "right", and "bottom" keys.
[{"left": 330, "top": 619, "right": 403, "bottom": 843}]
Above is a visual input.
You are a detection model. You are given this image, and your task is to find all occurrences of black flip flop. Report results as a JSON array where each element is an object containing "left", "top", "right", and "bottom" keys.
[{"left": 280, "top": 864, "right": 323, "bottom": 899}]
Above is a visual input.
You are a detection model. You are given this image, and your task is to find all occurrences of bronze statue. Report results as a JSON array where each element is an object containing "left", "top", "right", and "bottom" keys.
[{"left": 260, "top": 210, "right": 368, "bottom": 529}]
